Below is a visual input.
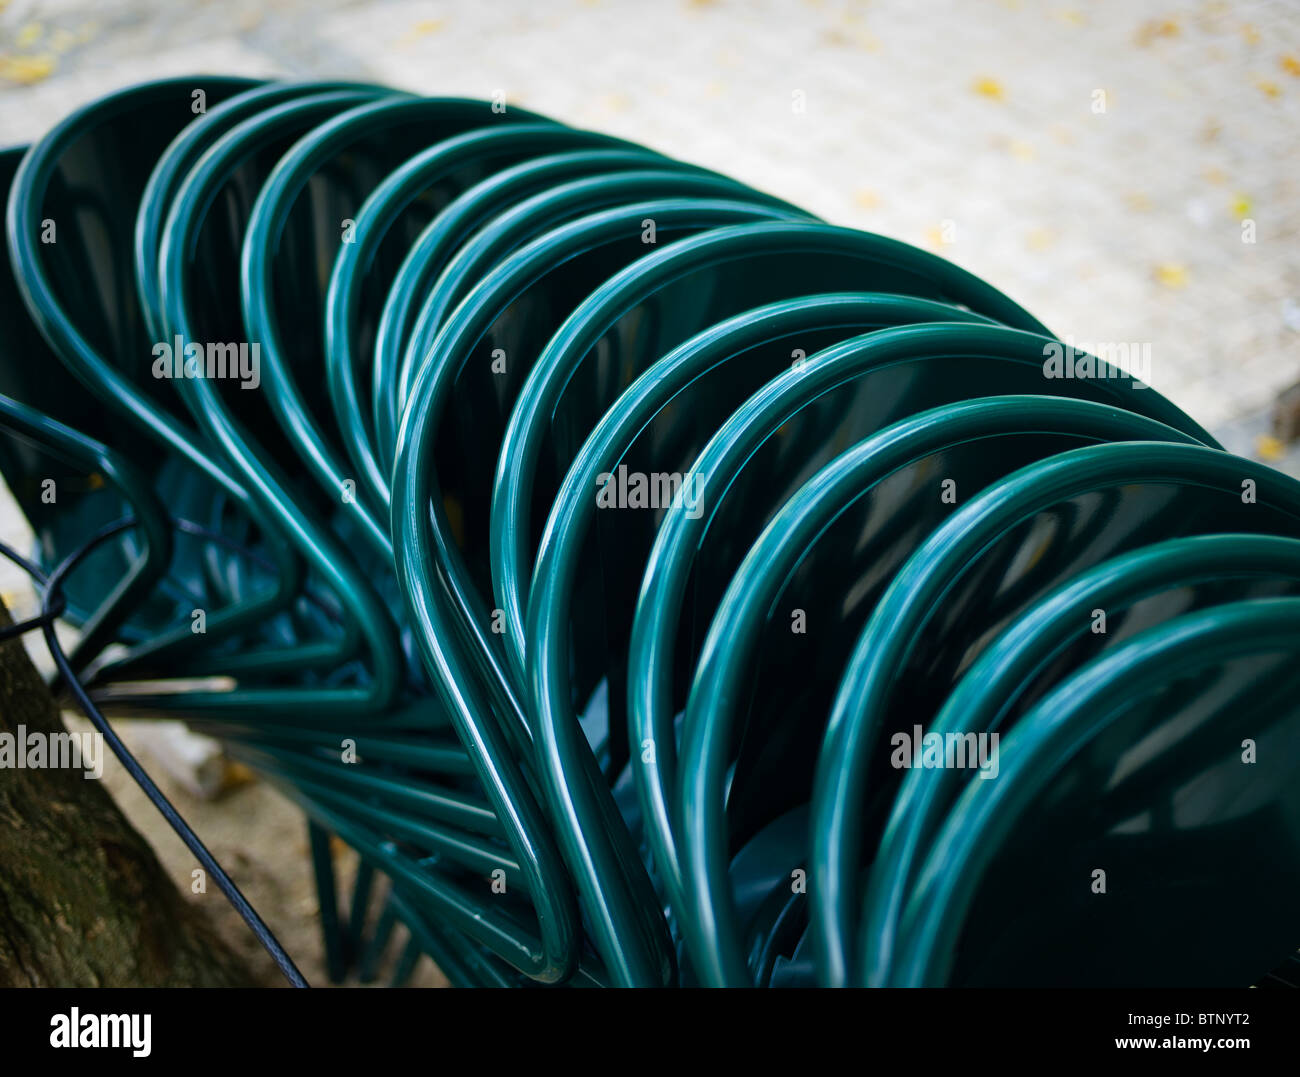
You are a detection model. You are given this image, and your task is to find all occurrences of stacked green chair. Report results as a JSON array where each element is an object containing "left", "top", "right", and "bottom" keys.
[{"left": 2, "top": 76, "right": 1296, "bottom": 988}]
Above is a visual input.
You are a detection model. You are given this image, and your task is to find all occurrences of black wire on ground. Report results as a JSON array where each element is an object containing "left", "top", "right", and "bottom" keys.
[{"left": 0, "top": 515, "right": 309, "bottom": 988}]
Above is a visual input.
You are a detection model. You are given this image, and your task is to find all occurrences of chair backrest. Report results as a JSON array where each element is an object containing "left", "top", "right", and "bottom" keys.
[
  {"left": 370, "top": 147, "right": 683, "bottom": 470},
  {"left": 812, "top": 441, "right": 1300, "bottom": 986},
  {"left": 892, "top": 597, "right": 1300, "bottom": 986},
  {"left": 863, "top": 531, "right": 1300, "bottom": 986},
  {"left": 677, "top": 396, "right": 1224, "bottom": 983},
  {"left": 493, "top": 222, "right": 1064, "bottom": 695}
]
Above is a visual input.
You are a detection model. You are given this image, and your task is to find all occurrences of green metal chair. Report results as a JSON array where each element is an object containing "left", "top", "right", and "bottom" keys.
[
  {"left": 392, "top": 169, "right": 807, "bottom": 424},
  {"left": 863, "top": 531, "right": 1300, "bottom": 986},
  {"left": 156, "top": 91, "right": 424, "bottom": 716},
  {"left": 675, "top": 397, "right": 1208, "bottom": 985},
  {"left": 812, "top": 441, "right": 1300, "bottom": 986},
  {"left": 889, "top": 597, "right": 1300, "bottom": 986},
  {"left": 6, "top": 80, "right": 379, "bottom": 693},
  {"left": 0, "top": 146, "right": 176, "bottom": 670},
  {"left": 4, "top": 80, "right": 277, "bottom": 659},
  {"left": 623, "top": 322, "right": 1216, "bottom": 977},
  {"left": 371, "top": 147, "right": 696, "bottom": 469},
  {"left": 327, "top": 126, "right": 669, "bottom": 512},
  {"left": 523, "top": 294, "right": 995, "bottom": 981},
  {"left": 153, "top": 94, "right": 548, "bottom": 983},
  {"left": 242, "top": 96, "right": 554, "bottom": 560},
  {"left": 7, "top": 75, "right": 1296, "bottom": 990}
]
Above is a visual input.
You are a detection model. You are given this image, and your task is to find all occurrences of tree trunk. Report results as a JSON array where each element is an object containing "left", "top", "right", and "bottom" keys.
[{"left": 0, "top": 602, "right": 257, "bottom": 986}]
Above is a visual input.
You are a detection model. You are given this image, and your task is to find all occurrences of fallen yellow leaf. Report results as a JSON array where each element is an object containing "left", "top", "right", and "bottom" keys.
[
  {"left": 0, "top": 53, "right": 55, "bottom": 84},
  {"left": 396, "top": 17, "right": 446, "bottom": 45},
  {"left": 1136, "top": 19, "right": 1180, "bottom": 47},
  {"left": 1153, "top": 262, "right": 1189, "bottom": 288},
  {"left": 1256, "top": 434, "right": 1285, "bottom": 461}
]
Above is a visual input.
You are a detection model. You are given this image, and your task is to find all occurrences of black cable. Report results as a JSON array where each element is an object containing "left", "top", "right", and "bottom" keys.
[
  {"left": 0, "top": 546, "right": 66, "bottom": 641},
  {"left": 0, "top": 517, "right": 309, "bottom": 987},
  {"left": 0, "top": 593, "right": 65, "bottom": 642}
]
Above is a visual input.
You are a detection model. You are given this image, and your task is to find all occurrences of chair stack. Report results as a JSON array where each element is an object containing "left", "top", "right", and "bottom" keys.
[{"left": 3, "top": 76, "right": 1298, "bottom": 987}]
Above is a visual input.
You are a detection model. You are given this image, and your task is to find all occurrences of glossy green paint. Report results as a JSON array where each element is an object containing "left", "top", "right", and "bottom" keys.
[
  {"left": 329, "top": 128, "right": 666, "bottom": 508},
  {"left": 158, "top": 91, "right": 408, "bottom": 713},
  {"left": 370, "top": 147, "right": 686, "bottom": 467},
  {"left": 677, "top": 397, "right": 1205, "bottom": 986},
  {"left": 393, "top": 199, "right": 806, "bottom": 987},
  {"left": 812, "top": 441, "right": 1300, "bottom": 987},
  {"left": 6, "top": 76, "right": 1298, "bottom": 990},
  {"left": 892, "top": 597, "right": 1300, "bottom": 986},
  {"left": 243, "top": 96, "right": 554, "bottom": 559},
  {"left": 498, "top": 222, "right": 1057, "bottom": 686},
  {"left": 863, "top": 531, "right": 1300, "bottom": 987}
]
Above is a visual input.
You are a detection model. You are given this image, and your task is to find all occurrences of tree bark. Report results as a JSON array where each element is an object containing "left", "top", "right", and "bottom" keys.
[{"left": 0, "top": 603, "right": 257, "bottom": 986}]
